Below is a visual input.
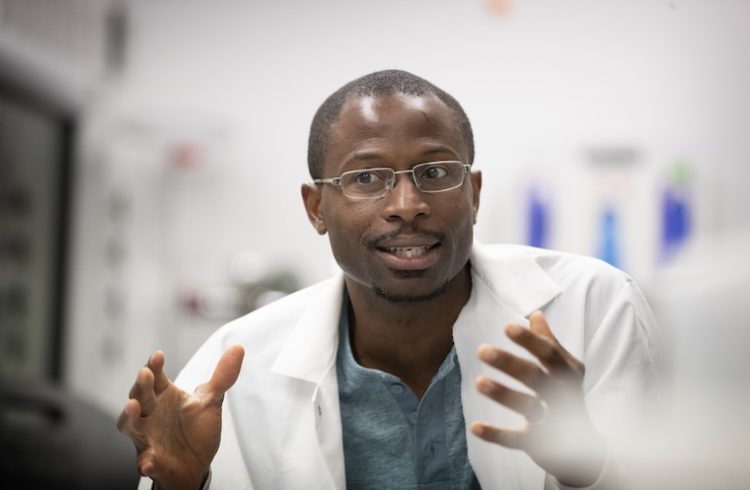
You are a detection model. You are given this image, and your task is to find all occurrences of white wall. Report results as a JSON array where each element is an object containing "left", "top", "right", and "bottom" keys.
[
  {"left": 111, "top": 0, "right": 750, "bottom": 269},
  {"left": 60, "top": 0, "right": 750, "bottom": 415}
]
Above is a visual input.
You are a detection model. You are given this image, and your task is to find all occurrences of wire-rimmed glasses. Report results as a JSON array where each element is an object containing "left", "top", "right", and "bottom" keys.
[{"left": 313, "top": 161, "right": 471, "bottom": 199}]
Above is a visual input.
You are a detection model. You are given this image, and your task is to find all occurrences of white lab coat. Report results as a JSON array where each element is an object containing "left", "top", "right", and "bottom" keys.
[{"left": 138, "top": 243, "right": 658, "bottom": 490}]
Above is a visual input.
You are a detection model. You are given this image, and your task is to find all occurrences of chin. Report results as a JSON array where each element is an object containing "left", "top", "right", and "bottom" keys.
[{"left": 373, "top": 280, "right": 450, "bottom": 303}]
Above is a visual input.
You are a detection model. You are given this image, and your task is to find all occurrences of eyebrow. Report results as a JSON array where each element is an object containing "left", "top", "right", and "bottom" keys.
[
  {"left": 347, "top": 152, "right": 383, "bottom": 163},
  {"left": 346, "top": 145, "right": 459, "bottom": 165},
  {"left": 421, "top": 145, "right": 458, "bottom": 158}
]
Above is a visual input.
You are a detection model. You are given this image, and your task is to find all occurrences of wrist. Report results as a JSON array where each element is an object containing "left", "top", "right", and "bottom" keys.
[
  {"left": 151, "top": 470, "right": 209, "bottom": 490},
  {"left": 555, "top": 431, "right": 607, "bottom": 487}
]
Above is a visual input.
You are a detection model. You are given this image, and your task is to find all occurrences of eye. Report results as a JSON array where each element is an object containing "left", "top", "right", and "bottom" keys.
[
  {"left": 353, "top": 171, "right": 381, "bottom": 185},
  {"left": 420, "top": 164, "right": 449, "bottom": 180}
]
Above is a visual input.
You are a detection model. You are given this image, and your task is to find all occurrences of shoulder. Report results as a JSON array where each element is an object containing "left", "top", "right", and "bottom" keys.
[
  {"left": 477, "top": 243, "right": 633, "bottom": 297},
  {"left": 175, "top": 276, "right": 342, "bottom": 389},
  {"left": 228, "top": 275, "right": 341, "bottom": 334},
  {"left": 514, "top": 245, "right": 657, "bottom": 355},
  {"left": 473, "top": 243, "right": 652, "bottom": 338}
]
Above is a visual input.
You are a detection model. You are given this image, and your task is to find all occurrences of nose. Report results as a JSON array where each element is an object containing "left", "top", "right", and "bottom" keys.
[{"left": 381, "top": 172, "right": 431, "bottom": 223}]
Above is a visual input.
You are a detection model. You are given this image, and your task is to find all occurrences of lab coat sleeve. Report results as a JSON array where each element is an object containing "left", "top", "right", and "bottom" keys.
[
  {"left": 583, "top": 278, "right": 659, "bottom": 440},
  {"left": 545, "top": 446, "right": 626, "bottom": 490},
  {"left": 548, "top": 279, "right": 659, "bottom": 490}
]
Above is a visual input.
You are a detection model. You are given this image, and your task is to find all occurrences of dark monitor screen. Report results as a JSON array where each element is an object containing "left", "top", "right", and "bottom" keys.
[{"left": 0, "top": 64, "right": 76, "bottom": 382}]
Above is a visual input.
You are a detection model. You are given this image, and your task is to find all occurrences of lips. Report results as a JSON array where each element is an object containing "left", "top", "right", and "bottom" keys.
[{"left": 374, "top": 236, "right": 442, "bottom": 271}]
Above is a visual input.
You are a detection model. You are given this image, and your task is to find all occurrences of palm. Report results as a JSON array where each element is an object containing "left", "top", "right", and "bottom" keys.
[
  {"left": 141, "top": 384, "right": 223, "bottom": 485},
  {"left": 118, "top": 346, "right": 244, "bottom": 490},
  {"left": 517, "top": 395, "right": 603, "bottom": 483},
  {"left": 471, "top": 312, "right": 605, "bottom": 487}
]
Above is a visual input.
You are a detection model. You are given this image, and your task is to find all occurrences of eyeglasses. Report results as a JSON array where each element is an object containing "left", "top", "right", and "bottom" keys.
[{"left": 313, "top": 161, "right": 471, "bottom": 199}]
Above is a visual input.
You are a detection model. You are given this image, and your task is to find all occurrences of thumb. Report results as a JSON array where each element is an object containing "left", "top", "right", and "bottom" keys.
[{"left": 203, "top": 345, "right": 245, "bottom": 404}]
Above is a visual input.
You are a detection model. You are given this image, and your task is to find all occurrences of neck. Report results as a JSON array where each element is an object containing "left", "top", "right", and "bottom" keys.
[{"left": 344, "top": 264, "right": 472, "bottom": 398}]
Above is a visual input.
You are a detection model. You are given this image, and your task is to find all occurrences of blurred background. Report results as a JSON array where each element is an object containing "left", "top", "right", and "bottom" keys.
[{"left": 1, "top": 0, "right": 749, "bottom": 488}]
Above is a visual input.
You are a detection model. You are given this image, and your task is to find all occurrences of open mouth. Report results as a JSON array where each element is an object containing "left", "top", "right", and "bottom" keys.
[
  {"left": 374, "top": 242, "right": 441, "bottom": 271},
  {"left": 380, "top": 245, "right": 434, "bottom": 258}
]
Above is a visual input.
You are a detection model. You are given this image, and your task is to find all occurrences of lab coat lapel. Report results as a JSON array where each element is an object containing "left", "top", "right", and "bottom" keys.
[
  {"left": 455, "top": 243, "right": 561, "bottom": 489},
  {"left": 469, "top": 243, "right": 562, "bottom": 318},
  {"left": 271, "top": 275, "right": 346, "bottom": 490}
]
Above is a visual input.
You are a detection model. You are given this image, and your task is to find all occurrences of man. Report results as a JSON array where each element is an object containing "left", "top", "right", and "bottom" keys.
[{"left": 118, "top": 70, "right": 657, "bottom": 490}]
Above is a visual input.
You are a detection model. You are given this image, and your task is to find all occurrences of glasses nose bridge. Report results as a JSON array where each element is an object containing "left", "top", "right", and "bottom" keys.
[{"left": 387, "top": 168, "right": 421, "bottom": 192}]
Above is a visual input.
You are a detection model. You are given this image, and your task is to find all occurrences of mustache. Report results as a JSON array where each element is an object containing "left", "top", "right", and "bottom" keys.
[{"left": 365, "top": 226, "right": 445, "bottom": 249}]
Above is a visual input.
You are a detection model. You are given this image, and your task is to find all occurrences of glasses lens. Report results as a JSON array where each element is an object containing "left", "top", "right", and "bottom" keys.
[
  {"left": 339, "top": 168, "right": 393, "bottom": 198},
  {"left": 414, "top": 162, "right": 466, "bottom": 192}
]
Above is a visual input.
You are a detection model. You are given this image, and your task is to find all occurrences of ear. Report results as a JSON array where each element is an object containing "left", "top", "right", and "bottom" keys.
[
  {"left": 301, "top": 183, "right": 327, "bottom": 235},
  {"left": 470, "top": 169, "right": 482, "bottom": 224}
]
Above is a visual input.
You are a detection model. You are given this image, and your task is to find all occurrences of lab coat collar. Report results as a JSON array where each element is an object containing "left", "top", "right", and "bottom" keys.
[
  {"left": 271, "top": 242, "right": 562, "bottom": 384},
  {"left": 270, "top": 276, "right": 345, "bottom": 384},
  {"left": 469, "top": 242, "right": 562, "bottom": 317}
]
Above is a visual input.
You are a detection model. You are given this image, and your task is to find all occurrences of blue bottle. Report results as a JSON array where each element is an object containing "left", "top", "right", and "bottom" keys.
[
  {"left": 526, "top": 186, "right": 549, "bottom": 249},
  {"left": 599, "top": 206, "right": 620, "bottom": 269},
  {"left": 659, "top": 162, "right": 692, "bottom": 263}
]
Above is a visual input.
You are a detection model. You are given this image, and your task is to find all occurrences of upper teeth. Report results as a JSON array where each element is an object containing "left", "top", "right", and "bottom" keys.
[{"left": 386, "top": 246, "right": 430, "bottom": 257}]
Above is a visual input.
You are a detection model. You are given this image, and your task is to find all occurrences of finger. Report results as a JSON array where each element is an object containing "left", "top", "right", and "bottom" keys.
[
  {"left": 137, "top": 448, "right": 157, "bottom": 478},
  {"left": 505, "top": 322, "right": 569, "bottom": 373},
  {"left": 203, "top": 345, "right": 245, "bottom": 404},
  {"left": 146, "top": 351, "right": 171, "bottom": 394},
  {"left": 116, "top": 398, "right": 140, "bottom": 433},
  {"left": 528, "top": 311, "right": 584, "bottom": 371},
  {"left": 116, "top": 399, "right": 148, "bottom": 452},
  {"left": 475, "top": 376, "right": 546, "bottom": 422},
  {"left": 128, "top": 367, "right": 158, "bottom": 416},
  {"left": 469, "top": 421, "right": 526, "bottom": 450},
  {"left": 477, "top": 344, "right": 547, "bottom": 394}
]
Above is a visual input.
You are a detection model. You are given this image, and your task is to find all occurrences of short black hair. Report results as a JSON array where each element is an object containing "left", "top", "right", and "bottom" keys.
[{"left": 307, "top": 69, "right": 475, "bottom": 179}]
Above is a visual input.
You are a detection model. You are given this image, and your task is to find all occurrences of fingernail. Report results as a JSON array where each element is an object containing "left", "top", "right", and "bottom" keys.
[
  {"left": 469, "top": 422, "right": 485, "bottom": 436},
  {"left": 477, "top": 344, "right": 495, "bottom": 361},
  {"left": 506, "top": 324, "right": 522, "bottom": 336},
  {"left": 476, "top": 377, "right": 492, "bottom": 391}
]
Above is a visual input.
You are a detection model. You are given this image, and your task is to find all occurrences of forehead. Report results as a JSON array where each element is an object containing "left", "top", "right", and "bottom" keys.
[{"left": 323, "top": 92, "right": 468, "bottom": 174}]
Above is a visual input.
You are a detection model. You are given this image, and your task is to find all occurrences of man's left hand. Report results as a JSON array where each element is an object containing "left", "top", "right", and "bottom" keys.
[{"left": 470, "top": 311, "right": 606, "bottom": 487}]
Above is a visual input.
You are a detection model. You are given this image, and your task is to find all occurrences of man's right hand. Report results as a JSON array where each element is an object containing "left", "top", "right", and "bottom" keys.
[{"left": 117, "top": 345, "right": 245, "bottom": 490}]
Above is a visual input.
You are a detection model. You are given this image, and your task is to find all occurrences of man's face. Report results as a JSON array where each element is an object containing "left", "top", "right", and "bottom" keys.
[{"left": 302, "top": 92, "right": 481, "bottom": 302}]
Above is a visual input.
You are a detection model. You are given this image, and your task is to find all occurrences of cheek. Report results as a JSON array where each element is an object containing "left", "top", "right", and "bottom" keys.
[
  {"left": 326, "top": 221, "right": 372, "bottom": 280},
  {"left": 453, "top": 214, "right": 475, "bottom": 250},
  {"left": 321, "top": 205, "right": 371, "bottom": 257},
  {"left": 442, "top": 199, "right": 476, "bottom": 257}
]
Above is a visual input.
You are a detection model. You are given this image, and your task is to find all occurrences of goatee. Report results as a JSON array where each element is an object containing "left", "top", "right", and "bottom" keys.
[{"left": 373, "top": 280, "right": 450, "bottom": 303}]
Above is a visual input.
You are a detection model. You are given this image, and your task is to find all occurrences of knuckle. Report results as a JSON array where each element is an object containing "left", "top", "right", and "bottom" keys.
[
  {"left": 538, "top": 339, "right": 560, "bottom": 362},
  {"left": 525, "top": 368, "right": 545, "bottom": 390},
  {"left": 493, "top": 350, "right": 509, "bottom": 364},
  {"left": 548, "top": 347, "right": 566, "bottom": 367},
  {"left": 494, "top": 381, "right": 509, "bottom": 394}
]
